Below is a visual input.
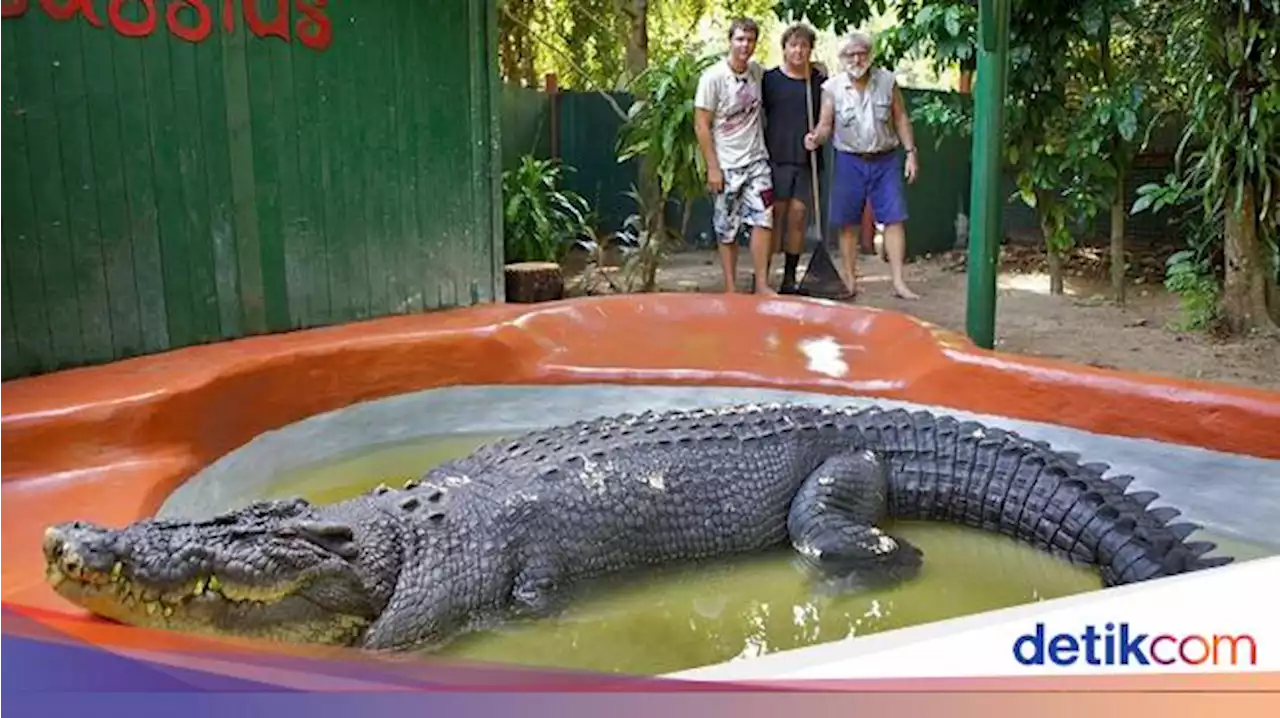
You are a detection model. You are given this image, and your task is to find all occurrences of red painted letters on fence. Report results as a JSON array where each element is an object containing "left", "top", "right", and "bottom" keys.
[
  {"left": 243, "top": 0, "right": 284, "bottom": 40},
  {"left": 41, "top": 0, "right": 103, "bottom": 26},
  {"left": 166, "top": 0, "right": 211, "bottom": 42},
  {"left": 108, "top": 0, "right": 156, "bottom": 37},
  {"left": 293, "top": 0, "right": 328, "bottom": 51},
  {"left": 1, "top": 0, "right": 27, "bottom": 18},
  {"left": 2, "top": 0, "right": 332, "bottom": 51}
]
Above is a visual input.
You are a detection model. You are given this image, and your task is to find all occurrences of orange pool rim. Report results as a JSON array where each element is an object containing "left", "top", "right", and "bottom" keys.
[{"left": 3, "top": 293, "right": 1278, "bottom": 666}]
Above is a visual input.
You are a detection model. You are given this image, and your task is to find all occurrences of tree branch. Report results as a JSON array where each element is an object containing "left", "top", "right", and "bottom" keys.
[{"left": 500, "top": 4, "right": 631, "bottom": 122}]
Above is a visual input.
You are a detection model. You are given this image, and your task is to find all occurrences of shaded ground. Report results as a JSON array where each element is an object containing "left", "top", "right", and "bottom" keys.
[{"left": 561, "top": 241, "right": 1280, "bottom": 393}]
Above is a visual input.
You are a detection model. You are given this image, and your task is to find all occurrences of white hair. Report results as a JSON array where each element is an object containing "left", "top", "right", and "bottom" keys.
[{"left": 840, "top": 31, "right": 874, "bottom": 55}]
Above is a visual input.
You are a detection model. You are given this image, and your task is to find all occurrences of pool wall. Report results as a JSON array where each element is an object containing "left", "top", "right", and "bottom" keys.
[{"left": 4, "top": 294, "right": 1278, "bottom": 661}]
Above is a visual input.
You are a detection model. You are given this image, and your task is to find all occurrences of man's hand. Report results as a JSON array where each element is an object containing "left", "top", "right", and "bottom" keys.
[
  {"left": 904, "top": 150, "right": 918, "bottom": 184},
  {"left": 707, "top": 165, "right": 724, "bottom": 194},
  {"left": 803, "top": 132, "right": 821, "bottom": 152}
]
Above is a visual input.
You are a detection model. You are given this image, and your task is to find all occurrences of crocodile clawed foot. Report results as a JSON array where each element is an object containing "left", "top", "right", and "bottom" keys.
[{"left": 792, "top": 535, "right": 925, "bottom": 598}]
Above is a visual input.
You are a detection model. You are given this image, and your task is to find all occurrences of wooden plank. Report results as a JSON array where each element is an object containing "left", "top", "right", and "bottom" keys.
[
  {"left": 389, "top": 0, "right": 422, "bottom": 314},
  {"left": 244, "top": 31, "right": 289, "bottom": 332},
  {"left": 2, "top": 257, "right": 19, "bottom": 379},
  {"left": 330, "top": 8, "right": 367, "bottom": 322},
  {"left": 78, "top": 20, "right": 144, "bottom": 360},
  {"left": 409, "top": 0, "right": 441, "bottom": 311},
  {"left": 484, "top": 0, "right": 505, "bottom": 303},
  {"left": 221, "top": 20, "right": 267, "bottom": 335},
  {"left": 109, "top": 20, "right": 169, "bottom": 354},
  {"left": 345, "top": 13, "right": 372, "bottom": 321},
  {"left": 139, "top": 26, "right": 197, "bottom": 348},
  {"left": 316, "top": 25, "right": 350, "bottom": 324},
  {"left": 289, "top": 27, "right": 332, "bottom": 324},
  {"left": 468, "top": 0, "right": 485, "bottom": 305},
  {"left": 437, "top": 0, "right": 474, "bottom": 309},
  {"left": 268, "top": 34, "right": 308, "bottom": 328},
  {"left": 362, "top": 3, "right": 390, "bottom": 318},
  {"left": 2, "top": 22, "right": 55, "bottom": 376},
  {"left": 50, "top": 19, "right": 115, "bottom": 365},
  {"left": 194, "top": 20, "right": 243, "bottom": 340},
  {"left": 14, "top": 19, "right": 85, "bottom": 365},
  {"left": 166, "top": 30, "right": 220, "bottom": 344},
  {"left": 467, "top": 0, "right": 488, "bottom": 305}
]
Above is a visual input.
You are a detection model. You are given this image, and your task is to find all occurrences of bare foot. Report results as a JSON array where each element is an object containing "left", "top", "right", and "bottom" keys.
[{"left": 892, "top": 284, "right": 921, "bottom": 300}]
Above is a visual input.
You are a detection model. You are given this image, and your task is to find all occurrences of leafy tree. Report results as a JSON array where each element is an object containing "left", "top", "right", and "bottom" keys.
[
  {"left": 773, "top": 0, "right": 1167, "bottom": 298},
  {"left": 1133, "top": 0, "right": 1279, "bottom": 334}
]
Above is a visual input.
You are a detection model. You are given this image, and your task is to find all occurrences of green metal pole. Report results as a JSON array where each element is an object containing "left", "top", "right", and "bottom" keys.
[{"left": 965, "top": 0, "right": 1011, "bottom": 350}]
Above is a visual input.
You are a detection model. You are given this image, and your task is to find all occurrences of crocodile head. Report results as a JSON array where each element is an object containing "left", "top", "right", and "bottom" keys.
[{"left": 42, "top": 498, "right": 400, "bottom": 647}]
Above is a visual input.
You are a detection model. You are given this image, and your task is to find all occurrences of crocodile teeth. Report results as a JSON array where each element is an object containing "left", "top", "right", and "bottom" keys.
[{"left": 193, "top": 577, "right": 207, "bottom": 595}]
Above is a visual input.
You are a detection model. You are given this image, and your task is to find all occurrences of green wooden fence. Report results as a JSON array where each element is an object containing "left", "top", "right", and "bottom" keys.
[{"left": 2, "top": 0, "right": 503, "bottom": 381}]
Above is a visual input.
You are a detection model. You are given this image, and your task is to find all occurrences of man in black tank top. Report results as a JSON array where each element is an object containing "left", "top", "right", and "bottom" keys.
[{"left": 762, "top": 23, "right": 826, "bottom": 294}]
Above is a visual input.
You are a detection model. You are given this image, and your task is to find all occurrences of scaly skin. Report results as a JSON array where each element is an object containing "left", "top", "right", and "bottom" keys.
[{"left": 42, "top": 403, "right": 1233, "bottom": 652}]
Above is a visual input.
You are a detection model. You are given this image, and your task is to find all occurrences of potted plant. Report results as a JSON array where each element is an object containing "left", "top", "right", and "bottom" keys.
[{"left": 501, "top": 155, "right": 596, "bottom": 303}]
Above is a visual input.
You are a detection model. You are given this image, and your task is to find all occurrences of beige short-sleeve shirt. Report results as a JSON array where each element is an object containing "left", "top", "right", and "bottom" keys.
[{"left": 822, "top": 67, "right": 901, "bottom": 154}]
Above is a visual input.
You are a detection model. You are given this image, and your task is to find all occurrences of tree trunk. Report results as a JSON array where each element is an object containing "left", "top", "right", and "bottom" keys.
[
  {"left": 623, "top": 0, "right": 648, "bottom": 82},
  {"left": 623, "top": 0, "right": 663, "bottom": 291},
  {"left": 1110, "top": 169, "right": 1126, "bottom": 304},
  {"left": 1036, "top": 192, "right": 1065, "bottom": 295},
  {"left": 1269, "top": 247, "right": 1280, "bottom": 325},
  {"left": 1269, "top": 201, "right": 1280, "bottom": 325},
  {"left": 640, "top": 191, "right": 669, "bottom": 292},
  {"left": 1220, "top": 182, "right": 1277, "bottom": 334},
  {"left": 1046, "top": 250, "right": 1065, "bottom": 295}
]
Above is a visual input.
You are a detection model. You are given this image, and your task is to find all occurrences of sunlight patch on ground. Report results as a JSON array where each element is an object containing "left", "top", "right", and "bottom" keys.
[{"left": 997, "top": 272, "right": 1082, "bottom": 297}]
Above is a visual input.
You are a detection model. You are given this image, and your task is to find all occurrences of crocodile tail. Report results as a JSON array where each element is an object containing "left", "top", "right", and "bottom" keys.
[{"left": 855, "top": 408, "right": 1234, "bottom": 587}]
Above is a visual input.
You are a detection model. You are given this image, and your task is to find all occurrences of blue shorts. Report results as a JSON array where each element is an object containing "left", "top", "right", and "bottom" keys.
[{"left": 829, "top": 149, "right": 909, "bottom": 228}]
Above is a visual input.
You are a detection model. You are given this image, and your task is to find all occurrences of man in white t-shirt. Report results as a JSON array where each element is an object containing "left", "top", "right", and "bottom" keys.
[{"left": 694, "top": 17, "right": 777, "bottom": 295}]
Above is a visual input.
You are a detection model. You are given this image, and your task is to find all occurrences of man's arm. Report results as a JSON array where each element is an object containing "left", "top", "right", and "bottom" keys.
[
  {"left": 891, "top": 85, "right": 917, "bottom": 153},
  {"left": 805, "top": 90, "right": 836, "bottom": 149},
  {"left": 694, "top": 109, "right": 723, "bottom": 192},
  {"left": 891, "top": 84, "right": 919, "bottom": 182},
  {"left": 693, "top": 75, "right": 723, "bottom": 193}
]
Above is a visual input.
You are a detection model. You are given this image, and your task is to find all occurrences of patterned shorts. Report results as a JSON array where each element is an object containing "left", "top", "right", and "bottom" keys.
[{"left": 712, "top": 158, "right": 774, "bottom": 244}]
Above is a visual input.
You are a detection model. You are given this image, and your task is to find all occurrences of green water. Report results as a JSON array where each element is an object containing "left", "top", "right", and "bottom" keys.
[{"left": 255, "top": 433, "right": 1270, "bottom": 676}]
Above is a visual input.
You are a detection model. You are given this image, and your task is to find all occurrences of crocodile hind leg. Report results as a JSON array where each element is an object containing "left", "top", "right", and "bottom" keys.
[{"left": 787, "top": 450, "right": 924, "bottom": 593}]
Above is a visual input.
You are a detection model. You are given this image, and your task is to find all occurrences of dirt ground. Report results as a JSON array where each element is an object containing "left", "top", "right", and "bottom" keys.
[{"left": 561, "top": 241, "right": 1280, "bottom": 393}]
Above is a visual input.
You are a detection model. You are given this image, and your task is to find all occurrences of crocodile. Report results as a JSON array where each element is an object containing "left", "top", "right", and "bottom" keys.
[{"left": 42, "top": 403, "right": 1232, "bottom": 652}]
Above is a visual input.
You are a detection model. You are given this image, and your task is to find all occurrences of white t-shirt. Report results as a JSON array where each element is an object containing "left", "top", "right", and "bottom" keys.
[{"left": 694, "top": 59, "right": 769, "bottom": 170}]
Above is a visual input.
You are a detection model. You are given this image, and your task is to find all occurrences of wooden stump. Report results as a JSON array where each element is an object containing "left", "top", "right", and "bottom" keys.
[{"left": 504, "top": 261, "right": 565, "bottom": 303}]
